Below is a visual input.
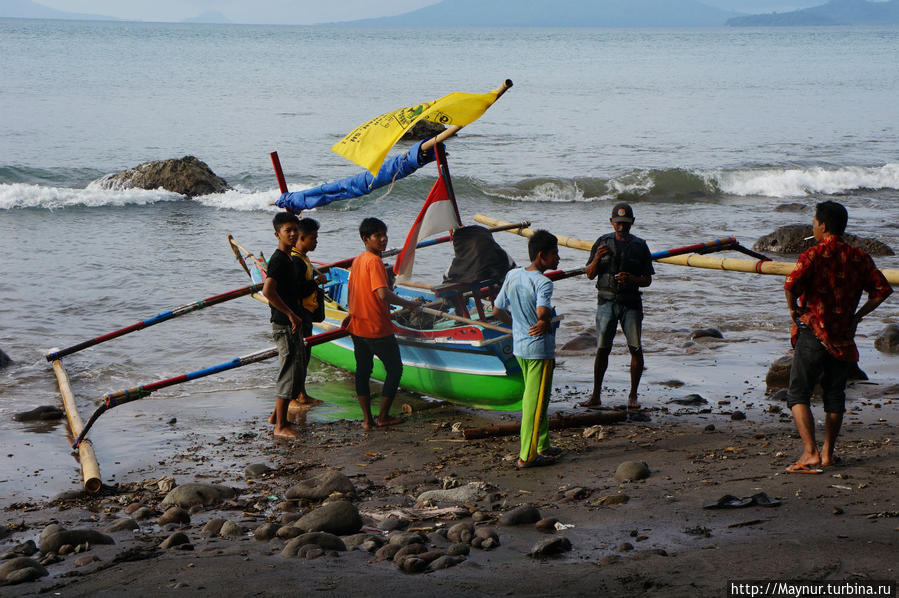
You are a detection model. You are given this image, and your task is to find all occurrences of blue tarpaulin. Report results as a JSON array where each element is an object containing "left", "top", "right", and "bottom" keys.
[{"left": 275, "top": 140, "right": 438, "bottom": 213}]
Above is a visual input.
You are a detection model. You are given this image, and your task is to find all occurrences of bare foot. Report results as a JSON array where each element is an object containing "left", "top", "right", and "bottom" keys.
[
  {"left": 361, "top": 419, "right": 374, "bottom": 431},
  {"left": 821, "top": 453, "right": 839, "bottom": 467},
  {"left": 627, "top": 395, "right": 641, "bottom": 409},
  {"left": 273, "top": 425, "right": 299, "bottom": 439},
  {"left": 377, "top": 416, "right": 405, "bottom": 427},
  {"left": 791, "top": 451, "right": 822, "bottom": 469},
  {"left": 294, "top": 393, "right": 323, "bottom": 406},
  {"left": 579, "top": 399, "right": 602, "bottom": 409},
  {"left": 268, "top": 407, "right": 277, "bottom": 425}
]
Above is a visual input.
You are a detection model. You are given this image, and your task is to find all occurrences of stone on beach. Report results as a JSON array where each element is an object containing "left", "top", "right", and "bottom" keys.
[
  {"left": 285, "top": 470, "right": 356, "bottom": 501},
  {"left": 103, "top": 518, "right": 140, "bottom": 533},
  {"left": 415, "top": 482, "right": 486, "bottom": 506},
  {"left": 12, "top": 406, "right": 64, "bottom": 422},
  {"left": 447, "top": 522, "right": 474, "bottom": 543},
  {"left": 201, "top": 518, "right": 226, "bottom": 538},
  {"left": 281, "top": 532, "right": 346, "bottom": 557},
  {"left": 874, "top": 324, "right": 899, "bottom": 354},
  {"left": 244, "top": 463, "right": 273, "bottom": 479},
  {"left": 39, "top": 527, "right": 114, "bottom": 554},
  {"left": 0, "top": 348, "right": 12, "bottom": 369},
  {"left": 161, "top": 483, "right": 237, "bottom": 509},
  {"left": 159, "top": 532, "right": 192, "bottom": 549},
  {"left": 614, "top": 461, "right": 650, "bottom": 482},
  {"left": 428, "top": 555, "right": 464, "bottom": 571},
  {"left": 387, "top": 531, "right": 426, "bottom": 547},
  {"left": 294, "top": 500, "right": 362, "bottom": 535},
  {"left": 253, "top": 522, "right": 279, "bottom": 542},
  {"left": 560, "top": 331, "right": 597, "bottom": 351},
  {"left": 498, "top": 505, "right": 542, "bottom": 526},
  {"left": 0, "top": 557, "right": 48, "bottom": 584},
  {"left": 753, "top": 225, "right": 893, "bottom": 256},
  {"left": 691, "top": 328, "right": 723, "bottom": 340},
  {"left": 593, "top": 494, "right": 631, "bottom": 507},
  {"left": 528, "top": 536, "right": 572, "bottom": 558},
  {"left": 668, "top": 394, "right": 707, "bottom": 406},
  {"left": 219, "top": 521, "right": 244, "bottom": 538},
  {"left": 157, "top": 506, "right": 190, "bottom": 526}
]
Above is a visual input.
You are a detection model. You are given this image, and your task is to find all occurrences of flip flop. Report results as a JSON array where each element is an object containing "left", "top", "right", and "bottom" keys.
[
  {"left": 749, "top": 492, "right": 782, "bottom": 507},
  {"left": 785, "top": 462, "right": 823, "bottom": 474},
  {"left": 703, "top": 494, "right": 754, "bottom": 509},
  {"left": 539, "top": 446, "right": 563, "bottom": 457},
  {"left": 516, "top": 454, "right": 557, "bottom": 469}
]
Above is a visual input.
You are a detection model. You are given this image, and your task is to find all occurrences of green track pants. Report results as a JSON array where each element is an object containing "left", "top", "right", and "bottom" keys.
[{"left": 517, "top": 357, "right": 554, "bottom": 463}]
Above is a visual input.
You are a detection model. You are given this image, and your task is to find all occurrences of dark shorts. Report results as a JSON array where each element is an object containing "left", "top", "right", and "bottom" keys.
[
  {"left": 786, "top": 323, "right": 850, "bottom": 413},
  {"left": 352, "top": 334, "right": 403, "bottom": 399},
  {"left": 272, "top": 324, "right": 306, "bottom": 400}
]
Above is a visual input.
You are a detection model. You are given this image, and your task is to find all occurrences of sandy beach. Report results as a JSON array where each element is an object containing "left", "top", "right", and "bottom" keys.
[{"left": 2, "top": 375, "right": 896, "bottom": 597}]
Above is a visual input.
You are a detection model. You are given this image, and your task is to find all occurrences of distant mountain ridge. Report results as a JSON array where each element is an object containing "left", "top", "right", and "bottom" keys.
[
  {"left": 728, "top": 0, "right": 899, "bottom": 25},
  {"left": 0, "top": 0, "right": 113, "bottom": 20},
  {"left": 336, "top": 0, "right": 739, "bottom": 27}
]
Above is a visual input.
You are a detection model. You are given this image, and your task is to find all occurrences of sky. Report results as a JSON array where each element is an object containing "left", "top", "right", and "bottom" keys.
[{"left": 34, "top": 0, "right": 829, "bottom": 24}]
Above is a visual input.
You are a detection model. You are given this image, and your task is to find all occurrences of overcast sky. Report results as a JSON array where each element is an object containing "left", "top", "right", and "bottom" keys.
[{"left": 34, "top": 0, "right": 827, "bottom": 24}]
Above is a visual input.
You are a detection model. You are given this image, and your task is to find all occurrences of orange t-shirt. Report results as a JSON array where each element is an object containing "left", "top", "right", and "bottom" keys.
[{"left": 347, "top": 251, "right": 394, "bottom": 338}]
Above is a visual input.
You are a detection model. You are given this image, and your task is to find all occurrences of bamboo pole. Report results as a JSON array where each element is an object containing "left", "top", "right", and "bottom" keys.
[
  {"left": 473, "top": 214, "right": 899, "bottom": 284},
  {"left": 461, "top": 410, "right": 627, "bottom": 440},
  {"left": 50, "top": 355, "right": 102, "bottom": 494}
]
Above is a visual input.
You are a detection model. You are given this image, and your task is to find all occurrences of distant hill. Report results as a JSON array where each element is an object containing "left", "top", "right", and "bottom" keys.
[
  {"left": 728, "top": 0, "right": 899, "bottom": 25},
  {"left": 182, "top": 10, "right": 232, "bottom": 24},
  {"left": 0, "top": 0, "right": 113, "bottom": 20},
  {"left": 336, "top": 0, "right": 739, "bottom": 27}
]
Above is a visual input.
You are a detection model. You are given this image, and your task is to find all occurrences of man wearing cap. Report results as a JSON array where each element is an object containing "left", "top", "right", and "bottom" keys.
[{"left": 580, "top": 203, "right": 653, "bottom": 410}]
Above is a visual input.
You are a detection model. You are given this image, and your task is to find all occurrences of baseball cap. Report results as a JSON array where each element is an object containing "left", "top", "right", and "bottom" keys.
[{"left": 611, "top": 203, "right": 635, "bottom": 223}]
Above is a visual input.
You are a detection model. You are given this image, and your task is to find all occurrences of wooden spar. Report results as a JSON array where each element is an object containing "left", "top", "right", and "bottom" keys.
[
  {"left": 473, "top": 214, "right": 899, "bottom": 285},
  {"left": 421, "top": 79, "right": 513, "bottom": 152},
  {"left": 461, "top": 410, "right": 627, "bottom": 440},
  {"left": 50, "top": 355, "right": 102, "bottom": 493},
  {"left": 418, "top": 305, "right": 510, "bottom": 334}
]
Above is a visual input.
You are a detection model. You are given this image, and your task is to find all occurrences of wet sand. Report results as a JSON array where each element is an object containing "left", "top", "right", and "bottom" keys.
[{"left": 1, "top": 377, "right": 896, "bottom": 597}]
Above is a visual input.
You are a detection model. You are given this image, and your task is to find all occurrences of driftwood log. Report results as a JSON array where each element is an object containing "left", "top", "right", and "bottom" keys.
[{"left": 461, "top": 410, "right": 627, "bottom": 440}]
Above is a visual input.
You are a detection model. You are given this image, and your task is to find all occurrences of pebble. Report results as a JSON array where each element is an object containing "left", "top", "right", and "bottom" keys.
[
  {"left": 593, "top": 494, "right": 630, "bottom": 507},
  {"left": 244, "top": 463, "right": 273, "bottom": 479},
  {"left": 535, "top": 518, "right": 559, "bottom": 533},
  {"left": 447, "top": 543, "right": 470, "bottom": 556},
  {"left": 528, "top": 536, "right": 572, "bottom": 558},
  {"left": 201, "top": 518, "right": 226, "bottom": 538},
  {"left": 219, "top": 521, "right": 244, "bottom": 538},
  {"left": 157, "top": 506, "right": 190, "bottom": 527},
  {"left": 498, "top": 505, "right": 542, "bottom": 526},
  {"left": 74, "top": 554, "right": 100, "bottom": 567},
  {"left": 617, "top": 542, "right": 634, "bottom": 552},
  {"left": 447, "top": 522, "right": 474, "bottom": 543},
  {"left": 159, "top": 532, "right": 192, "bottom": 549},
  {"left": 614, "top": 461, "right": 650, "bottom": 482},
  {"left": 253, "top": 522, "right": 279, "bottom": 542}
]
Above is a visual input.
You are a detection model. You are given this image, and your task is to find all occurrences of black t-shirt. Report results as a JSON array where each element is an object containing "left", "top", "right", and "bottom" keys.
[{"left": 266, "top": 248, "right": 301, "bottom": 325}]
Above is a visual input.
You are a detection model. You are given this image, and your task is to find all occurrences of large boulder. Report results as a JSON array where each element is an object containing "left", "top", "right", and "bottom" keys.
[
  {"left": 285, "top": 470, "right": 356, "bottom": 501},
  {"left": 753, "top": 225, "right": 893, "bottom": 256},
  {"left": 94, "top": 156, "right": 231, "bottom": 198},
  {"left": 0, "top": 558, "right": 48, "bottom": 584},
  {"left": 767, "top": 354, "right": 868, "bottom": 392},
  {"left": 294, "top": 501, "right": 362, "bottom": 536},
  {"left": 874, "top": 324, "right": 899, "bottom": 354},
  {"left": 39, "top": 528, "right": 114, "bottom": 554}
]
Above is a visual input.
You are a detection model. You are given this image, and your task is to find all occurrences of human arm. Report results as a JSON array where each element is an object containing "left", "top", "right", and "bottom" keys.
[
  {"left": 785, "top": 287, "right": 805, "bottom": 324},
  {"left": 493, "top": 307, "right": 512, "bottom": 326},
  {"left": 262, "top": 277, "right": 303, "bottom": 333},
  {"left": 584, "top": 242, "right": 609, "bottom": 280},
  {"left": 529, "top": 305, "right": 553, "bottom": 337},
  {"left": 614, "top": 271, "right": 652, "bottom": 288},
  {"left": 375, "top": 286, "right": 422, "bottom": 312}
]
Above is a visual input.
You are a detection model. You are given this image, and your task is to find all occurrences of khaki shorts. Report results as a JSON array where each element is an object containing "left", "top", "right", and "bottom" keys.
[{"left": 272, "top": 324, "right": 306, "bottom": 400}]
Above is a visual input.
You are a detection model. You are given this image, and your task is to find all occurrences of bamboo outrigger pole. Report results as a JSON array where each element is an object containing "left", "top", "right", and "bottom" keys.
[
  {"left": 49, "top": 353, "right": 102, "bottom": 493},
  {"left": 474, "top": 214, "right": 899, "bottom": 285}
]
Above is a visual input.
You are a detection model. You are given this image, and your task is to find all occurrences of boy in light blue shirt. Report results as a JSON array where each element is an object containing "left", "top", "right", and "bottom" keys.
[{"left": 493, "top": 230, "right": 561, "bottom": 468}]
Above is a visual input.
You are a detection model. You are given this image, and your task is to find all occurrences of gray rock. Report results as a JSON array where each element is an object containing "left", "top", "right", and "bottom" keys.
[
  {"left": 498, "top": 505, "right": 542, "bottom": 526},
  {"left": 392, "top": 543, "right": 427, "bottom": 563},
  {"left": 0, "top": 348, "right": 11, "bottom": 368},
  {"left": 294, "top": 501, "right": 362, "bottom": 536},
  {"left": 614, "top": 461, "right": 650, "bottom": 482},
  {"left": 428, "top": 555, "right": 463, "bottom": 570},
  {"left": 536, "top": 518, "right": 558, "bottom": 532},
  {"left": 766, "top": 355, "right": 793, "bottom": 391},
  {"left": 131, "top": 507, "right": 154, "bottom": 520},
  {"left": 244, "top": 463, "right": 273, "bottom": 479},
  {"left": 201, "top": 518, "right": 226, "bottom": 538},
  {"left": 276, "top": 526, "right": 304, "bottom": 540},
  {"left": 281, "top": 532, "right": 346, "bottom": 557},
  {"left": 39, "top": 529, "right": 114, "bottom": 554},
  {"left": 253, "top": 522, "right": 279, "bottom": 542},
  {"left": 668, "top": 394, "right": 707, "bottom": 406},
  {"left": 874, "top": 324, "right": 899, "bottom": 354},
  {"left": 375, "top": 544, "right": 402, "bottom": 561},
  {"left": 4, "top": 539, "right": 37, "bottom": 557},
  {"left": 278, "top": 512, "right": 302, "bottom": 525},
  {"left": 94, "top": 156, "right": 231, "bottom": 198},
  {"left": 593, "top": 494, "right": 631, "bottom": 507},
  {"left": 769, "top": 389, "right": 789, "bottom": 402},
  {"left": 473, "top": 527, "right": 499, "bottom": 543},
  {"left": 731, "top": 411, "right": 747, "bottom": 421},
  {"left": 617, "top": 542, "right": 634, "bottom": 552},
  {"left": 447, "top": 543, "right": 470, "bottom": 556},
  {"left": 378, "top": 517, "right": 409, "bottom": 532},
  {"left": 159, "top": 532, "right": 191, "bottom": 549},
  {"left": 528, "top": 536, "right": 572, "bottom": 558},
  {"left": 774, "top": 202, "right": 808, "bottom": 213},
  {"left": 285, "top": 470, "right": 356, "bottom": 501},
  {"left": 0, "top": 557, "right": 48, "bottom": 583},
  {"left": 161, "top": 483, "right": 236, "bottom": 508},
  {"left": 157, "top": 506, "right": 190, "bottom": 526},
  {"left": 560, "top": 331, "right": 597, "bottom": 351},
  {"left": 74, "top": 554, "right": 100, "bottom": 567},
  {"left": 691, "top": 328, "right": 723, "bottom": 340},
  {"left": 219, "top": 521, "right": 244, "bottom": 538},
  {"left": 12, "top": 406, "right": 64, "bottom": 422},
  {"left": 103, "top": 518, "right": 139, "bottom": 533},
  {"left": 753, "top": 225, "right": 893, "bottom": 256},
  {"left": 298, "top": 545, "right": 325, "bottom": 560},
  {"left": 416, "top": 482, "right": 486, "bottom": 506},
  {"left": 387, "top": 531, "right": 426, "bottom": 547},
  {"left": 401, "top": 556, "right": 428, "bottom": 573},
  {"left": 447, "top": 522, "right": 474, "bottom": 543}
]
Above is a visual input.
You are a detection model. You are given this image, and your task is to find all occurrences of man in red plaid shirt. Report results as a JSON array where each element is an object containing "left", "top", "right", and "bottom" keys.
[{"left": 783, "top": 201, "right": 892, "bottom": 474}]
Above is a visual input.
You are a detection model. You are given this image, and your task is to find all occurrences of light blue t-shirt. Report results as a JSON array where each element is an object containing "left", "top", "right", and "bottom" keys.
[{"left": 493, "top": 268, "right": 556, "bottom": 360}]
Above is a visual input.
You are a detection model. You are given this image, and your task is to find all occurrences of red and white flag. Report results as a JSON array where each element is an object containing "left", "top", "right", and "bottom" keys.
[{"left": 393, "top": 148, "right": 461, "bottom": 281}]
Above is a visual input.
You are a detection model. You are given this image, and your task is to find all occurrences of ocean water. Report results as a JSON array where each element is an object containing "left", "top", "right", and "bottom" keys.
[{"left": 1, "top": 19, "right": 897, "bottom": 500}]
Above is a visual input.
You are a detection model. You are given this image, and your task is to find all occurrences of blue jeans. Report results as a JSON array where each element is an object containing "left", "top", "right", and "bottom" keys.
[{"left": 596, "top": 301, "right": 643, "bottom": 350}]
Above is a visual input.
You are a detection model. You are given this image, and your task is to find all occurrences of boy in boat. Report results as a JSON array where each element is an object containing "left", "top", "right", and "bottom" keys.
[
  {"left": 492, "top": 229, "right": 561, "bottom": 468},
  {"left": 290, "top": 217, "right": 328, "bottom": 406},
  {"left": 262, "top": 212, "right": 305, "bottom": 439},
  {"left": 580, "top": 203, "right": 653, "bottom": 411},
  {"left": 344, "top": 217, "right": 422, "bottom": 430},
  {"left": 783, "top": 201, "right": 892, "bottom": 473}
]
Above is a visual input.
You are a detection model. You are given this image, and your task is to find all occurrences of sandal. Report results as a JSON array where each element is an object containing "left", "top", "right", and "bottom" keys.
[
  {"left": 539, "top": 446, "right": 563, "bottom": 457},
  {"left": 516, "top": 454, "right": 557, "bottom": 469}
]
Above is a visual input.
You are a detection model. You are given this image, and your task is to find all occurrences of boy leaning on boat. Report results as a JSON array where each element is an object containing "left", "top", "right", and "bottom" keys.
[
  {"left": 343, "top": 217, "right": 423, "bottom": 430},
  {"left": 290, "top": 217, "right": 327, "bottom": 407},
  {"left": 262, "top": 212, "right": 306, "bottom": 439},
  {"left": 492, "top": 230, "right": 563, "bottom": 469}
]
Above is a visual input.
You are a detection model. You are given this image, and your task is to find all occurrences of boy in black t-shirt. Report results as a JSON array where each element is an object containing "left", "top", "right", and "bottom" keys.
[{"left": 262, "top": 212, "right": 304, "bottom": 439}]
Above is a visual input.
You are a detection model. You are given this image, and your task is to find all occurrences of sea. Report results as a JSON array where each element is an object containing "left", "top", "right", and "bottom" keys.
[{"left": 1, "top": 19, "right": 897, "bottom": 501}]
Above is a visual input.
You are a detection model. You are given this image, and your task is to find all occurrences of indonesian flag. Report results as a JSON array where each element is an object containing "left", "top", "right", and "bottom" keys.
[{"left": 393, "top": 147, "right": 461, "bottom": 282}]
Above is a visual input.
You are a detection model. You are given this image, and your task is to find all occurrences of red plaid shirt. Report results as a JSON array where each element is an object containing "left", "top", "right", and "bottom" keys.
[{"left": 784, "top": 235, "right": 892, "bottom": 362}]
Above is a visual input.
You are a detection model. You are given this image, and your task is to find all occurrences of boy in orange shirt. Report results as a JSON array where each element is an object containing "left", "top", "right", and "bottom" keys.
[{"left": 344, "top": 218, "right": 421, "bottom": 430}]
